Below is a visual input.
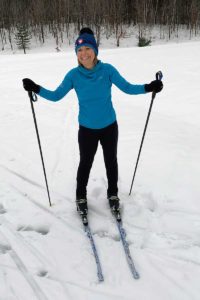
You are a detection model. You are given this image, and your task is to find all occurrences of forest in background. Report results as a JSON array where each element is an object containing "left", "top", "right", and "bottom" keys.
[{"left": 0, "top": 0, "right": 200, "bottom": 51}]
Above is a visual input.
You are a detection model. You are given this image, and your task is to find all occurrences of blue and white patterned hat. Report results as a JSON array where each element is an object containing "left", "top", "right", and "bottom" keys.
[{"left": 75, "top": 31, "right": 98, "bottom": 55}]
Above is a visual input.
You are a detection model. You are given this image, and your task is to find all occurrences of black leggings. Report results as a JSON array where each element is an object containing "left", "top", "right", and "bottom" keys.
[{"left": 76, "top": 121, "right": 118, "bottom": 198}]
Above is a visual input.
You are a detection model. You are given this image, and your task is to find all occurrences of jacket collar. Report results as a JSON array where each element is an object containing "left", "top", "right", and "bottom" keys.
[{"left": 78, "top": 60, "right": 102, "bottom": 75}]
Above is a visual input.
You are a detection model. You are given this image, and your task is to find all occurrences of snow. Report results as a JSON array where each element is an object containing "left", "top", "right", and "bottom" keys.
[{"left": 0, "top": 41, "right": 200, "bottom": 299}]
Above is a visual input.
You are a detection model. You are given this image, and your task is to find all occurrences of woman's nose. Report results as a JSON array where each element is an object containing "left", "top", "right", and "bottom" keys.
[{"left": 81, "top": 49, "right": 87, "bottom": 55}]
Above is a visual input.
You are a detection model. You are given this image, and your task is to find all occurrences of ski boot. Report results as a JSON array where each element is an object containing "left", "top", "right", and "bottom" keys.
[
  {"left": 76, "top": 197, "right": 88, "bottom": 225},
  {"left": 108, "top": 195, "right": 121, "bottom": 221}
]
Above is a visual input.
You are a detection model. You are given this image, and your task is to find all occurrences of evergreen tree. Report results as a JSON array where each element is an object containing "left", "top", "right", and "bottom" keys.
[{"left": 15, "top": 25, "right": 31, "bottom": 54}]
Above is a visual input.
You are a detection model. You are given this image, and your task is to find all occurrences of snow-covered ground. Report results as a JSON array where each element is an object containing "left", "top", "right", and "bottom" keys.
[{"left": 0, "top": 41, "right": 200, "bottom": 299}]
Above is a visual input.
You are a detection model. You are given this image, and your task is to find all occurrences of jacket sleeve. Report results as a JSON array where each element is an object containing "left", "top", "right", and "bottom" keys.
[
  {"left": 108, "top": 64, "right": 146, "bottom": 95},
  {"left": 39, "top": 71, "right": 73, "bottom": 102}
]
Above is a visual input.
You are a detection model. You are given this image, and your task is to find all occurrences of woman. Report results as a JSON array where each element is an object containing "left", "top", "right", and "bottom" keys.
[{"left": 23, "top": 28, "right": 163, "bottom": 218}]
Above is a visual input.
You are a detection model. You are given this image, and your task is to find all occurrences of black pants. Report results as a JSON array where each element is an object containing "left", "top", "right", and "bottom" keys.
[{"left": 76, "top": 121, "right": 118, "bottom": 198}]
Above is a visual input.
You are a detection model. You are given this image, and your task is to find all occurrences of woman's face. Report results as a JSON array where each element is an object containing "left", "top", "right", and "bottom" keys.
[{"left": 77, "top": 46, "right": 96, "bottom": 69}]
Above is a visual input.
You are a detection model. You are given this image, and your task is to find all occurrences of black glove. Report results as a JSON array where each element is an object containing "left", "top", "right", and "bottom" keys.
[
  {"left": 145, "top": 80, "right": 163, "bottom": 93},
  {"left": 22, "top": 78, "right": 40, "bottom": 93}
]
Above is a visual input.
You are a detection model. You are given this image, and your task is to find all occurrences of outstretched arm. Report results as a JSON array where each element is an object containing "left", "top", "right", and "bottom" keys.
[
  {"left": 23, "top": 72, "right": 73, "bottom": 102},
  {"left": 109, "top": 64, "right": 146, "bottom": 95},
  {"left": 108, "top": 64, "right": 163, "bottom": 95}
]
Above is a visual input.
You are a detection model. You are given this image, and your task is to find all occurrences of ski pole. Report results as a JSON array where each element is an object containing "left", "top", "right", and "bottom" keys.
[
  {"left": 28, "top": 91, "right": 52, "bottom": 206},
  {"left": 129, "top": 71, "right": 163, "bottom": 196}
]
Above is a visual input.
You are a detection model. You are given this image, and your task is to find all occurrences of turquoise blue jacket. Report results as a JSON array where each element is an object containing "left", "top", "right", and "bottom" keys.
[{"left": 39, "top": 61, "right": 146, "bottom": 129}]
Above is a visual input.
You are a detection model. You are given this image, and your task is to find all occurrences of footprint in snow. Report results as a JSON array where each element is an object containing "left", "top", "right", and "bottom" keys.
[
  {"left": 144, "top": 195, "right": 158, "bottom": 212},
  {"left": 0, "top": 203, "right": 6, "bottom": 214},
  {"left": 0, "top": 242, "right": 12, "bottom": 254},
  {"left": 91, "top": 186, "right": 103, "bottom": 198},
  {"left": 17, "top": 224, "right": 49, "bottom": 235},
  {"left": 36, "top": 268, "right": 48, "bottom": 277}
]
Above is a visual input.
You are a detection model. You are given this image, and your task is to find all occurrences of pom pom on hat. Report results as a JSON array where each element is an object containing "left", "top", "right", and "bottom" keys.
[
  {"left": 79, "top": 28, "right": 94, "bottom": 35},
  {"left": 75, "top": 28, "right": 98, "bottom": 55}
]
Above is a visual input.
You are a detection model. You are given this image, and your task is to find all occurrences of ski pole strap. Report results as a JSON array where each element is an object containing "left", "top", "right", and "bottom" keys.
[
  {"left": 28, "top": 91, "right": 38, "bottom": 102},
  {"left": 156, "top": 70, "right": 163, "bottom": 81}
]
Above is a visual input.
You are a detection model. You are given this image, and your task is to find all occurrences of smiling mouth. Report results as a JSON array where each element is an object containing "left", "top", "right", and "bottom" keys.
[{"left": 81, "top": 57, "right": 91, "bottom": 60}]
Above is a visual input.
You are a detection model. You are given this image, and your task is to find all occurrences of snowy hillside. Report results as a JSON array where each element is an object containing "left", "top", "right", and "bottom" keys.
[{"left": 0, "top": 41, "right": 200, "bottom": 299}]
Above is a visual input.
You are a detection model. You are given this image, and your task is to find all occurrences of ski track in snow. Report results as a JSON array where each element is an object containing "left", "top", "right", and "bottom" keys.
[
  {"left": 1, "top": 42, "right": 200, "bottom": 299},
  {"left": 0, "top": 225, "right": 49, "bottom": 300},
  {"left": 0, "top": 214, "right": 74, "bottom": 299}
]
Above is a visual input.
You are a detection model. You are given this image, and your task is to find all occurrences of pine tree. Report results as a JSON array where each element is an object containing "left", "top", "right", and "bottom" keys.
[{"left": 15, "top": 25, "right": 31, "bottom": 54}]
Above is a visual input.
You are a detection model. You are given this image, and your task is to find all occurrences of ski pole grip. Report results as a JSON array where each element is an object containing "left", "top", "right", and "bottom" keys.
[{"left": 156, "top": 71, "right": 163, "bottom": 81}]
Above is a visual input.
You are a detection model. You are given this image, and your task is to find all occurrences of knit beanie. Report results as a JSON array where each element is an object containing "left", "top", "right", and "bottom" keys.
[{"left": 75, "top": 28, "right": 98, "bottom": 56}]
